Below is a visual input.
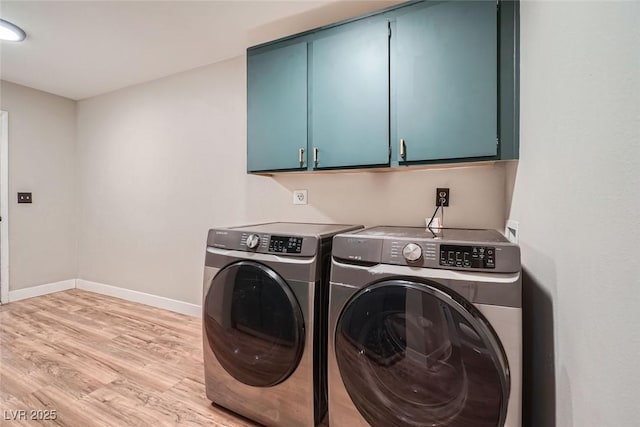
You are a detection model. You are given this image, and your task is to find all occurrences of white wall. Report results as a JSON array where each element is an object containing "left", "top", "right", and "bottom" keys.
[
  {"left": 76, "top": 56, "right": 507, "bottom": 306},
  {"left": 0, "top": 81, "right": 78, "bottom": 291},
  {"left": 511, "top": 1, "right": 640, "bottom": 426}
]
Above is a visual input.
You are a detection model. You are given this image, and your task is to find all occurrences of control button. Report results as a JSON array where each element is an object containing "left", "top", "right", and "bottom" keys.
[
  {"left": 479, "top": 247, "right": 485, "bottom": 254},
  {"left": 402, "top": 243, "right": 423, "bottom": 262},
  {"left": 487, "top": 248, "right": 494, "bottom": 255},
  {"left": 246, "top": 234, "right": 260, "bottom": 249}
]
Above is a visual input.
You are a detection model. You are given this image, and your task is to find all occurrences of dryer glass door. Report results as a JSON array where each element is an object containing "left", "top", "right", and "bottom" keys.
[
  {"left": 335, "top": 280, "right": 509, "bottom": 427},
  {"left": 204, "top": 261, "right": 305, "bottom": 387}
]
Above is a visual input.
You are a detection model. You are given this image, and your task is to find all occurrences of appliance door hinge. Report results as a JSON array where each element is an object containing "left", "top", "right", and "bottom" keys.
[{"left": 388, "top": 22, "right": 391, "bottom": 38}]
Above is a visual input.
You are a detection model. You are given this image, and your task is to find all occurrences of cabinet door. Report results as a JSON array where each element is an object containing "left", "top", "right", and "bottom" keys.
[
  {"left": 247, "top": 42, "right": 307, "bottom": 172},
  {"left": 394, "top": 1, "right": 498, "bottom": 162},
  {"left": 310, "top": 20, "right": 389, "bottom": 169}
]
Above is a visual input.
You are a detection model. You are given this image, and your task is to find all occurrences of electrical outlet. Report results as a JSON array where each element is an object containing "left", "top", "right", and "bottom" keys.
[
  {"left": 17, "top": 192, "right": 32, "bottom": 204},
  {"left": 293, "top": 190, "right": 308, "bottom": 205},
  {"left": 435, "top": 188, "right": 449, "bottom": 207}
]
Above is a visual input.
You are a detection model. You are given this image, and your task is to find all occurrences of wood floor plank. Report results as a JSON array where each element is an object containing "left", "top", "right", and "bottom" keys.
[
  {"left": 0, "top": 369, "right": 45, "bottom": 402},
  {"left": 53, "top": 335, "right": 183, "bottom": 392},
  {"left": 4, "top": 340, "right": 106, "bottom": 400},
  {"left": 24, "top": 293, "right": 90, "bottom": 314},
  {"left": 25, "top": 303, "right": 121, "bottom": 340},
  {"left": 32, "top": 385, "right": 117, "bottom": 427},
  {"left": 12, "top": 335, "right": 121, "bottom": 385},
  {"left": 0, "top": 289, "right": 261, "bottom": 427},
  {"left": 0, "top": 311, "right": 67, "bottom": 343}
]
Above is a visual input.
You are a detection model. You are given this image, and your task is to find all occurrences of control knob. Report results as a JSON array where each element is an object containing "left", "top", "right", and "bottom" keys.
[
  {"left": 246, "top": 234, "right": 260, "bottom": 249},
  {"left": 402, "top": 243, "right": 422, "bottom": 262}
]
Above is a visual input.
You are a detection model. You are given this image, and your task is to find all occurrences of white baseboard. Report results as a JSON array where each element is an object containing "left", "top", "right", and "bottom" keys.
[
  {"left": 8, "top": 279, "right": 77, "bottom": 302},
  {"left": 76, "top": 279, "right": 201, "bottom": 317},
  {"left": 6, "top": 278, "right": 201, "bottom": 318}
]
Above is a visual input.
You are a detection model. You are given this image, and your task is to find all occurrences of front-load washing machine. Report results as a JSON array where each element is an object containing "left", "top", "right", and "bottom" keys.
[
  {"left": 328, "top": 226, "right": 522, "bottom": 427},
  {"left": 203, "top": 222, "right": 362, "bottom": 426}
]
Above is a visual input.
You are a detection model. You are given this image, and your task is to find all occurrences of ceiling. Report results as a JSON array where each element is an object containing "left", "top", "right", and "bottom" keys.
[{"left": 0, "top": 1, "right": 372, "bottom": 100}]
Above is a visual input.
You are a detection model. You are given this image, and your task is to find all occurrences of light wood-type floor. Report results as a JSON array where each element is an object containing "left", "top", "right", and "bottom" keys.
[{"left": 0, "top": 289, "right": 259, "bottom": 426}]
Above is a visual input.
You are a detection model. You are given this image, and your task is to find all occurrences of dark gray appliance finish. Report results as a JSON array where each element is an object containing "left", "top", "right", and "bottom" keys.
[
  {"left": 203, "top": 222, "right": 362, "bottom": 427},
  {"left": 327, "top": 225, "right": 522, "bottom": 427},
  {"left": 208, "top": 222, "right": 362, "bottom": 257},
  {"left": 332, "top": 226, "right": 521, "bottom": 274}
]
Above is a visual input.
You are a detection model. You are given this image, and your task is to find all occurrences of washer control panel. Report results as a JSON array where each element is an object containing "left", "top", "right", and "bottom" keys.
[
  {"left": 440, "top": 245, "right": 495, "bottom": 269},
  {"left": 268, "top": 235, "right": 304, "bottom": 254}
]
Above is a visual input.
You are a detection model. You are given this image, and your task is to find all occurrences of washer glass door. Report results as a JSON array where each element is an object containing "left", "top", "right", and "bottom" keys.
[
  {"left": 335, "top": 280, "right": 509, "bottom": 426},
  {"left": 204, "top": 261, "right": 305, "bottom": 387}
]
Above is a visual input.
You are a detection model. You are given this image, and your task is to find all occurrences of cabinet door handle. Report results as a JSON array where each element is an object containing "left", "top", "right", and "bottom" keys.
[
  {"left": 298, "top": 148, "right": 305, "bottom": 165},
  {"left": 313, "top": 147, "right": 319, "bottom": 165},
  {"left": 400, "top": 138, "right": 406, "bottom": 160}
]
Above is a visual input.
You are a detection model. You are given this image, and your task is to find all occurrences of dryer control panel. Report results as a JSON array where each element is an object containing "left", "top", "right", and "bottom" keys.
[
  {"left": 268, "top": 235, "right": 304, "bottom": 254},
  {"left": 332, "top": 227, "right": 521, "bottom": 273},
  {"left": 439, "top": 245, "right": 495, "bottom": 269}
]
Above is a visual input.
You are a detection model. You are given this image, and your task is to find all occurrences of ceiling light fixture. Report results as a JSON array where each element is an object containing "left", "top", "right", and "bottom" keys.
[{"left": 0, "top": 19, "right": 26, "bottom": 42}]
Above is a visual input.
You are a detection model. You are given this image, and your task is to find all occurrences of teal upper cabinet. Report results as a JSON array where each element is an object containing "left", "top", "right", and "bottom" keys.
[
  {"left": 310, "top": 19, "right": 389, "bottom": 169},
  {"left": 247, "top": 41, "right": 307, "bottom": 172},
  {"left": 393, "top": 1, "right": 498, "bottom": 163},
  {"left": 246, "top": 0, "right": 519, "bottom": 173}
]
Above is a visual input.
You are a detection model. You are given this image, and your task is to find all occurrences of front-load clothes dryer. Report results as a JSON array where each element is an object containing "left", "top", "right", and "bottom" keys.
[
  {"left": 328, "top": 226, "right": 522, "bottom": 427},
  {"left": 203, "top": 222, "right": 362, "bottom": 427}
]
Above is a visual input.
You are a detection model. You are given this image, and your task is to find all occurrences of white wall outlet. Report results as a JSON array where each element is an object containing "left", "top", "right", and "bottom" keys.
[
  {"left": 505, "top": 219, "right": 519, "bottom": 244},
  {"left": 293, "top": 190, "right": 308, "bottom": 205}
]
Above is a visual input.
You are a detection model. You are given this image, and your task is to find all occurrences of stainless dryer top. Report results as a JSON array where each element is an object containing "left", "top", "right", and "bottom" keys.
[
  {"left": 207, "top": 222, "right": 363, "bottom": 257},
  {"left": 229, "top": 222, "right": 362, "bottom": 238},
  {"left": 333, "top": 226, "right": 520, "bottom": 273},
  {"left": 355, "top": 226, "right": 509, "bottom": 243}
]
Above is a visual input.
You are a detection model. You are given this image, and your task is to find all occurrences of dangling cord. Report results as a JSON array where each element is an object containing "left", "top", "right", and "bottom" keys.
[
  {"left": 427, "top": 205, "right": 440, "bottom": 237},
  {"left": 427, "top": 199, "right": 445, "bottom": 237}
]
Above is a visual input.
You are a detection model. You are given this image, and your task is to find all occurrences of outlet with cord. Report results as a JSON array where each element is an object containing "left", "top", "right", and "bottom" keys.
[
  {"left": 435, "top": 188, "right": 450, "bottom": 207},
  {"left": 427, "top": 187, "right": 450, "bottom": 230}
]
